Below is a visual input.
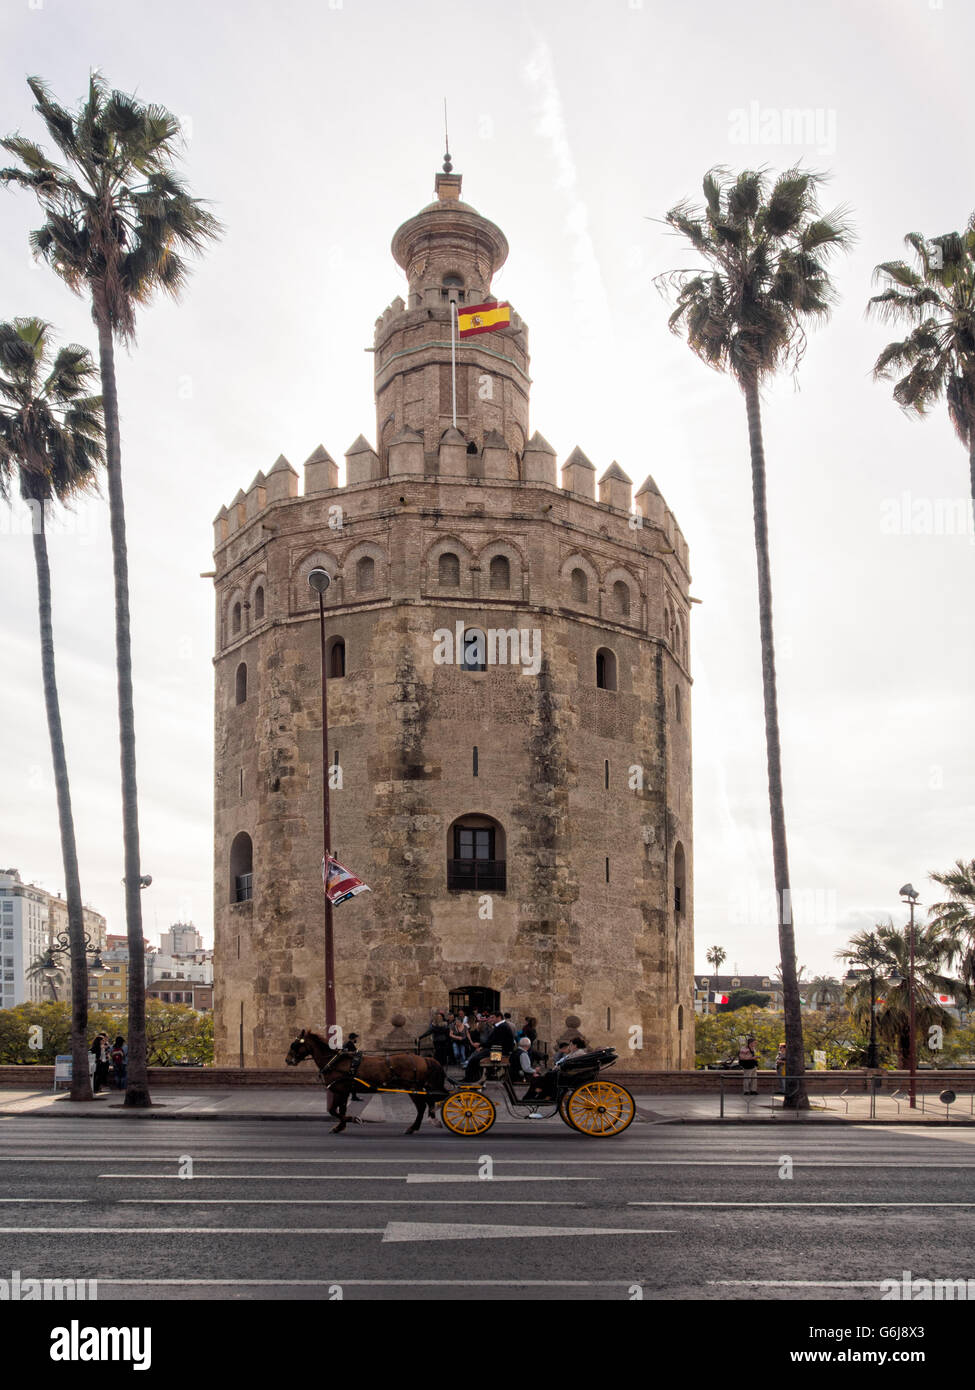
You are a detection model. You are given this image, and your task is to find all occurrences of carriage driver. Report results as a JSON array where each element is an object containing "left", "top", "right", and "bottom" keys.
[{"left": 463, "top": 1012, "right": 516, "bottom": 1081}]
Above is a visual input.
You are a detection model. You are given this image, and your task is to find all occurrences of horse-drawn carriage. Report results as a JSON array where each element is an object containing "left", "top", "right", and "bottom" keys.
[
  {"left": 440, "top": 1045, "right": 635, "bottom": 1137},
  {"left": 286, "top": 1030, "right": 636, "bottom": 1138}
]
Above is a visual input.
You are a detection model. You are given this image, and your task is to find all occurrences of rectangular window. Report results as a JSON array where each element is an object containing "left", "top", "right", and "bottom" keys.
[
  {"left": 472, "top": 746, "right": 478, "bottom": 777},
  {"left": 605, "top": 857, "right": 610, "bottom": 883},
  {"left": 455, "top": 827, "right": 493, "bottom": 860}
]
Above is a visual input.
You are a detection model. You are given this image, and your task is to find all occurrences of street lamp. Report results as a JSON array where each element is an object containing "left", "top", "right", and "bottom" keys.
[
  {"left": 41, "top": 932, "right": 107, "bottom": 982},
  {"left": 308, "top": 567, "right": 336, "bottom": 1034},
  {"left": 899, "top": 883, "right": 920, "bottom": 1109}
]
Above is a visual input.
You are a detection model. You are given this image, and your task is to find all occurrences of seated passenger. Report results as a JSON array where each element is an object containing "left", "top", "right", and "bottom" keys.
[
  {"left": 523, "top": 1038, "right": 587, "bottom": 1102},
  {"left": 510, "top": 1037, "right": 534, "bottom": 1085}
]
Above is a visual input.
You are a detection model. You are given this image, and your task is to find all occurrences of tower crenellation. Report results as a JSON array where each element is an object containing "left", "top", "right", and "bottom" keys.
[{"left": 211, "top": 161, "right": 694, "bottom": 1070}]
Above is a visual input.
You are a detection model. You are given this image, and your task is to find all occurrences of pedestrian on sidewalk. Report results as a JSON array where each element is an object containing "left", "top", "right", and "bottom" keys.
[
  {"left": 738, "top": 1035, "right": 759, "bottom": 1094},
  {"left": 111, "top": 1036, "right": 127, "bottom": 1090},
  {"left": 775, "top": 1043, "right": 787, "bottom": 1095}
]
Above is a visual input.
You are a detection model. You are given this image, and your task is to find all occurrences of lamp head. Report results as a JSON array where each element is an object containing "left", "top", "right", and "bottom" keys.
[
  {"left": 899, "top": 883, "right": 918, "bottom": 901},
  {"left": 308, "top": 568, "right": 331, "bottom": 595}
]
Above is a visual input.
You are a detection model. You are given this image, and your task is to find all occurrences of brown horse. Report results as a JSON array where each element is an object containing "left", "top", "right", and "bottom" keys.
[{"left": 285, "top": 1029, "right": 446, "bottom": 1134}]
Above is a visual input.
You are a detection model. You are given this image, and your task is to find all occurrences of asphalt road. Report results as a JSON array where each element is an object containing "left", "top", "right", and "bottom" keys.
[{"left": 1, "top": 1113, "right": 974, "bottom": 1302}]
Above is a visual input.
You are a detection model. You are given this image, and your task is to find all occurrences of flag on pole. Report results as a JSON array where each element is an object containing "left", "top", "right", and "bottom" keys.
[
  {"left": 457, "top": 301, "right": 511, "bottom": 337},
  {"left": 322, "top": 855, "right": 371, "bottom": 906}
]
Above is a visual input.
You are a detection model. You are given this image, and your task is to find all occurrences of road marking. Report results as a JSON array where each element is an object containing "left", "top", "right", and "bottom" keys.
[
  {"left": 381, "top": 1222, "right": 673, "bottom": 1242},
  {"left": 99, "top": 1174, "right": 409, "bottom": 1181},
  {"left": 0, "top": 1198, "right": 86, "bottom": 1203},
  {"left": 0, "top": 1226, "right": 382, "bottom": 1235},
  {"left": 117, "top": 1199, "right": 583, "bottom": 1206},
  {"left": 629, "top": 1200, "right": 975, "bottom": 1208},
  {"left": 708, "top": 1279, "right": 887, "bottom": 1288},
  {"left": 4, "top": 1154, "right": 975, "bottom": 1167},
  {"left": 89, "top": 1278, "right": 641, "bottom": 1288}
]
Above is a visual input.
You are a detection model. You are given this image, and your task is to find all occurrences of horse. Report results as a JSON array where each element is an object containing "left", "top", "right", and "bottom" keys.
[{"left": 285, "top": 1029, "right": 447, "bottom": 1134}]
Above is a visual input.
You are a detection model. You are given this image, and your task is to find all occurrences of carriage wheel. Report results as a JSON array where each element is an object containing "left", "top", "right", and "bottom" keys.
[
  {"left": 441, "top": 1090, "right": 497, "bottom": 1137},
  {"left": 562, "top": 1081, "right": 635, "bottom": 1137}
]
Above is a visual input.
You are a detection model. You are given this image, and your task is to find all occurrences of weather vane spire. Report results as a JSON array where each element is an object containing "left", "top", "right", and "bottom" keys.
[{"left": 442, "top": 98, "right": 452, "bottom": 173}]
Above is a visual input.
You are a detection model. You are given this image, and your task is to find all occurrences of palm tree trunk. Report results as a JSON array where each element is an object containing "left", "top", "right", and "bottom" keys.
[
  {"left": 743, "top": 378, "right": 808, "bottom": 1108},
  {"left": 94, "top": 298, "right": 151, "bottom": 1108},
  {"left": 30, "top": 498, "right": 93, "bottom": 1102},
  {"left": 970, "top": 432, "right": 975, "bottom": 537}
]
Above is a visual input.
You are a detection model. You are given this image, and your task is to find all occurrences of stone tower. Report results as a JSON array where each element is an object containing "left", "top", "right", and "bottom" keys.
[{"left": 212, "top": 160, "right": 694, "bottom": 1069}]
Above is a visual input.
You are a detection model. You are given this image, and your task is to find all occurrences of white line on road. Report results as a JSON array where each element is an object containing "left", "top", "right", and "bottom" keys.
[
  {"left": 4, "top": 1155, "right": 973, "bottom": 1167},
  {"left": 0, "top": 1223, "right": 671, "bottom": 1238},
  {"left": 117, "top": 1199, "right": 583, "bottom": 1206},
  {"left": 90, "top": 1278, "right": 640, "bottom": 1287},
  {"left": 381, "top": 1222, "right": 673, "bottom": 1242},
  {"left": 708, "top": 1280, "right": 888, "bottom": 1288},
  {"left": 630, "top": 1200, "right": 975, "bottom": 1208}
]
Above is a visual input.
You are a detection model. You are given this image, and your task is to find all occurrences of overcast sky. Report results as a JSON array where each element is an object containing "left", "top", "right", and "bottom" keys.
[{"left": 0, "top": 0, "right": 972, "bottom": 978}]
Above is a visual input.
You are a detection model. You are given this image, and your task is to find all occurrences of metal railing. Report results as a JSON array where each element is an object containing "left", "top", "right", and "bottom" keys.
[
  {"left": 446, "top": 859, "right": 506, "bottom": 891},
  {"left": 713, "top": 1071, "right": 975, "bottom": 1120}
]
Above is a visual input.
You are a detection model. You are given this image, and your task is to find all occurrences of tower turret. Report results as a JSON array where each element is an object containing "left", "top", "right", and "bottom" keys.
[{"left": 374, "top": 161, "right": 530, "bottom": 472}]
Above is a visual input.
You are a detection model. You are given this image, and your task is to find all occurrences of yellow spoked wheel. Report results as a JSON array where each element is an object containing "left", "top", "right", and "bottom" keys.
[
  {"left": 441, "top": 1089, "right": 497, "bottom": 1137},
  {"left": 562, "top": 1081, "right": 635, "bottom": 1137}
]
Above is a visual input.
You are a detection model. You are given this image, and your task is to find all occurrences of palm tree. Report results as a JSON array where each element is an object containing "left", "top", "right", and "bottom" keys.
[
  {"left": 928, "top": 859, "right": 975, "bottom": 1008},
  {"left": 807, "top": 975, "right": 843, "bottom": 1010},
  {"left": 839, "top": 921, "right": 959, "bottom": 1067},
  {"left": 868, "top": 218, "right": 975, "bottom": 530},
  {"left": 657, "top": 167, "right": 853, "bottom": 1107},
  {"left": 705, "top": 945, "right": 726, "bottom": 1014},
  {"left": 0, "top": 317, "right": 103, "bottom": 1099},
  {"left": 1, "top": 75, "right": 221, "bottom": 1106}
]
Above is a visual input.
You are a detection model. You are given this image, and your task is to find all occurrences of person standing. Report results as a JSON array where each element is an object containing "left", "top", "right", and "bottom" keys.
[
  {"left": 775, "top": 1043, "right": 787, "bottom": 1095},
  {"left": 91, "top": 1033, "right": 110, "bottom": 1094},
  {"left": 738, "top": 1035, "right": 759, "bottom": 1095},
  {"left": 449, "top": 1015, "right": 471, "bottom": 1065},
  {"left": 111, "top": 1035, "right": 127, "bottom": 1090}
]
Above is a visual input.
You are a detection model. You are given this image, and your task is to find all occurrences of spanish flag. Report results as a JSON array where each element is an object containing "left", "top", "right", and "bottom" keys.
[{"left": 457, "top": 301, "right": 511, "bottom": 338}]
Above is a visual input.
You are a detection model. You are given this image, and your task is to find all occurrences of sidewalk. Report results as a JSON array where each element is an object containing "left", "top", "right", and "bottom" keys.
[{"left": 1, "top": 1087, "right": 973, "bottom": 1124}]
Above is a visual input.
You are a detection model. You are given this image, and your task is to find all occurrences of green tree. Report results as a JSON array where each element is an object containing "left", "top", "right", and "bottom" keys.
[
  {"left": 868, "top": 218, "right": 975, "bottom": 529},
  {"left": 928, "top": 859, "right": 975, "bottom": 1007},
  {"left": 807, "top": 975, "right": 843, "bottom": 1010},
  {"left": 695, "top": 1007, "right": 783, "bottom": 1066},
  {"left": 839, "top": 921, "right": 959, "bottom": 1068},
  {"left": 145, "top": 1001, "right": 213, "bottom": 1066},
  {"left": 0, "top": 1001, "right": 118, "bottom": 1064},
  {"left": 720, "top": 989, "right": 772, "bottom": 1011},
  {"left": 658, "top": 168, "right": 852, "bottom": 1107},
  {"left": 0, "top": 318, "right": 103, "bottom": 1100},
  {"left": 1, "top": 76, "right": 221, "bottom": 1107}
]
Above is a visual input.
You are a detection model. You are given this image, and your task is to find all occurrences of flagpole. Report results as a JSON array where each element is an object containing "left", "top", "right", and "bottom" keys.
[
  {"left": 451, "top": 299, "right": 457, "bottom": 430},
  {"left": 308, "top": 568, "right": 337, "bottom": 1037}
]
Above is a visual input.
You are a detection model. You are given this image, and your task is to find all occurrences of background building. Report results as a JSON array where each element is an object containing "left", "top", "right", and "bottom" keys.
[
  {"left": 212, "top": 163, "right": 695, "bottom": 1068},
  {"left": 0, "top": 869, "right": 50, "bottom": 1006}
]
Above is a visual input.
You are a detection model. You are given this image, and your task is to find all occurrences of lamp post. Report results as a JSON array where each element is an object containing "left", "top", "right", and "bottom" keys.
[
  {"left": 899, "top": 883, "right": 920, "bottom": 1109},
  {"left": 41, "top": 933, "right": 107, "bottom": 984},
  {"left": 308, "top": 567, "right": 336, "bottom": 1035}
]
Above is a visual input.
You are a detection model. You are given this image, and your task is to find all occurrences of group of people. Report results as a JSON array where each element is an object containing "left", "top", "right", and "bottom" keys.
[
  {"left": 90, "top": 1032, "right": 127, "bottom": 1093},
  {"left": 419, "top": 1009, "right": 539, "bottom": 1069},
  {"left": 737, "top": 1037, "right": 789, "bottom": 1094}
]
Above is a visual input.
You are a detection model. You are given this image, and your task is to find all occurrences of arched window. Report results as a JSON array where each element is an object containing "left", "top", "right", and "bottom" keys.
[
  {"left": 327, "top": 637, "right": 346, "bottom": 679},
  {"left": 663, "top": 606, "right": 670, "bottom": 645},
  {"left": 675, "top": 618, "right": 683, "bottom": 659},
  {"left": 461, "top": 628, "right": 486, "bottom": 672},
  {"left": 441, "top": 273, "right": 466, "bottom": 303},
  {"left": 439, "top": 552, "right": 460, "bottom": 586},
  {"left": 235, "top": 663, "right": 247, "bottom": 706},
  {"left": 230, "top": 832, "right": 253, "bottom": 904},
  {"left": 675, "top": 684, "right": 682, "bottom": 723},
  {"left": 595, "top": 647, "right": 617, "bottom": 691},
  {"left": 570, "top": 567, "right": 588, "bottom": 603},
  {"left": 232, "top": 602, "right": 242, "bottom": 636},
  {"left": 674, "top": 842, "right": 686, "bottom": 918},
  {"left": 356, "top": 556, "right": 375, "bottom": 593},
  {"left": 489, "top": 555, "right": 510, "bottom": 591},
  {"left": 254, "top": 586, "right": 265, "bottom": 621},
  {"left": 447, "top": 814, "right": 506, "bottom": 892},
  {"left": 613, "top": 580, "right": 630, "bottom": 617}
]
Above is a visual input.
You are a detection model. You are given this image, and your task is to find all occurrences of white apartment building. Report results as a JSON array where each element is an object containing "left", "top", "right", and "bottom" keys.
[{"left": 0, "top": 869, "right": 51, "bottom": 1007}]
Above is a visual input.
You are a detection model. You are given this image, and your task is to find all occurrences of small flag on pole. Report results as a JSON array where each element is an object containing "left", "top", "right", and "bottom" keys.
[
  {"left": 457, "top": 301, "right": 511, "bottom": 337},
  {"left": 322, "top": 855, "right": 371, "bottom": 906}
]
